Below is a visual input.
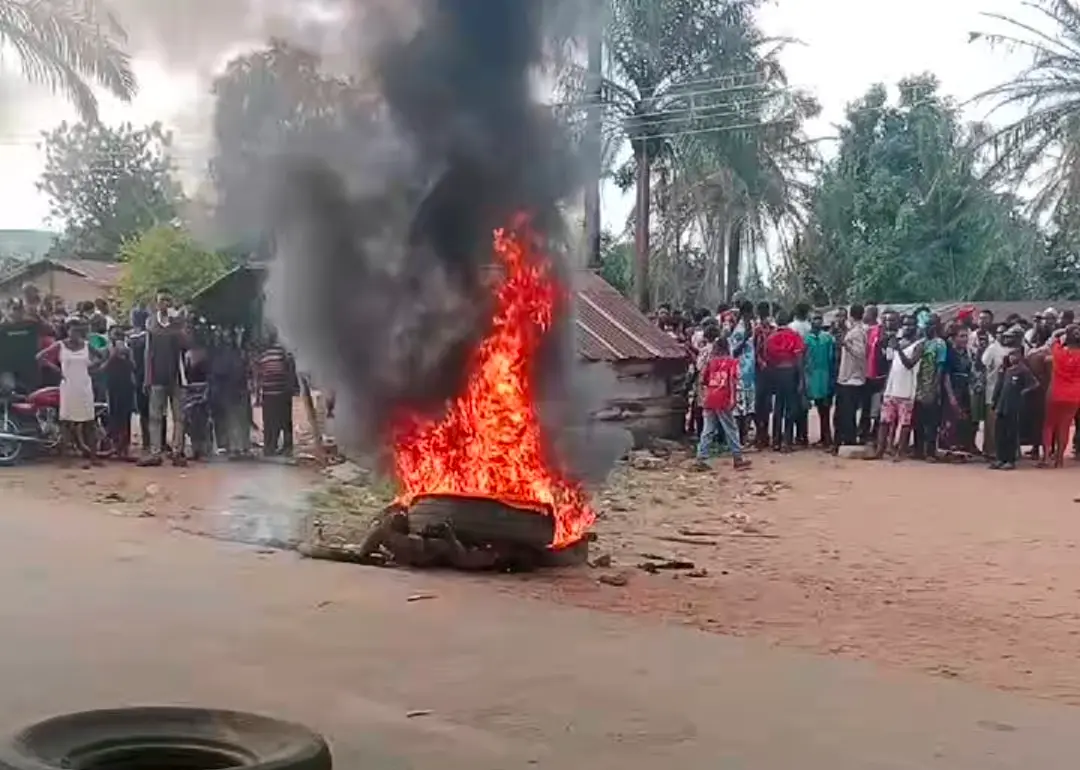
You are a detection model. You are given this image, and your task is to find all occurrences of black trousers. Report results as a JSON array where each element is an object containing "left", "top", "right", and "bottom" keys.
[
  {"left": 995, "top": 411, "right": 1020, "bottom": 464},
  {"left": 262, "top": 393, "right": 294, "bottom": 456},
  {"left": 770, "top": 367, "right": 799, "bottom": 447},
  {"left": 859, "top": 380, "right": 883, "bottom": 441},
  {"left": 134, "top": 387, "right": 166, "bottom": 450},
  {"left": 833, "top": 384, "right": 861, "bottom": 447},
  {"left": 913, "top": 400, "right": 941, "bottom": 458},
  {"left": 814, "top": 397, "right": 833, "bottom": 445}
]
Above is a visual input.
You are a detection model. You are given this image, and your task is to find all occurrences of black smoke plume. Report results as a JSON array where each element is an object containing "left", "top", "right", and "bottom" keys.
[{"left": 265, "top": 0, "right": 628, "bottom": 481}]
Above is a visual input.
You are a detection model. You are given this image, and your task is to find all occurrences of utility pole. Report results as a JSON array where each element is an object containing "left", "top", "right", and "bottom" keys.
[{"left": 583, "top": 0, "right": 604, "bottom": 269}]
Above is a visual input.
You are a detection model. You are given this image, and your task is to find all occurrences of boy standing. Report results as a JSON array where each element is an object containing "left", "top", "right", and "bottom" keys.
[{"left": 695, "top": 329, "right": 752, "bottom": 471}]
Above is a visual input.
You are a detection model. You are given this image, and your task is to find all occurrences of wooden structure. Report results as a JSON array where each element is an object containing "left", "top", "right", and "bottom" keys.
[{"left": 192, "top": 266, "right": 691, "bottom": 441}]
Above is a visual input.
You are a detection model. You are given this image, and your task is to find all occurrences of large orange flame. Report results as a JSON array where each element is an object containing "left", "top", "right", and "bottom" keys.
[{"left": 390, "top": 217, "right": 594, "bottom": 548}]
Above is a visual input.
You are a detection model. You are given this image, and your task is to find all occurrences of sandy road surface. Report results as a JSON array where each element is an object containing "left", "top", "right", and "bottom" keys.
[
  {"left": 7, "top": 446, "right": 1080, "bottom": 705},
  {"left": 1, "top": 478, "right": 1080, "bottom": 769}
]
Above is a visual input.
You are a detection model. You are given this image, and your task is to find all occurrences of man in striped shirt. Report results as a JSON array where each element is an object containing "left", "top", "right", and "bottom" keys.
[{"left": 256, "top": 332, "right": 296, "bottom": 456}]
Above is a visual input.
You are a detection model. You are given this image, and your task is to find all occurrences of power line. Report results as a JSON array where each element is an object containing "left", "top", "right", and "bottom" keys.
[{"left": 0, "top": 91, "right": 936, "bottom": 161}]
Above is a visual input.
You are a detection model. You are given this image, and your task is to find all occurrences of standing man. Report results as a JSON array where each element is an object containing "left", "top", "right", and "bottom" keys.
[
  {"left": 871, "top": 313, "right": 922, "bottom": 460},
  {"left": 831, "top": 304, "right": 868, "bottom": 454},
  {"left": 980, "top": 323, "right": 1012, "bottom": 459},
  {"left": 137, "top": 287, "right": 187, "bottom": 467},
  {"left": 860, "top": 304, "right": 884, "bottom": 443},
  {"left": 912, "top": 314, "right": 948, "bottom": 461},
  {"left": 257, "top": 330, "right": 296, "bottom": 457},
  {"left": 789, "top": 303, "right": 812, "bottom": 446},
  {"left": 804, "top": 311, "right": 836, "bottom": 447},
  {"left": 752, "top": 301, "right": 774, "bottom": 449}
]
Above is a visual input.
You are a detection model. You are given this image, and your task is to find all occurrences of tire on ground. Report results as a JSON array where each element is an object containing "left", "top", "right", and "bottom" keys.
[
  {"left": 0, "top": 707, "right": 331, "bottom": 770},
  {"left": 407, "top": 494, "right": 555, "bottom": 547}
]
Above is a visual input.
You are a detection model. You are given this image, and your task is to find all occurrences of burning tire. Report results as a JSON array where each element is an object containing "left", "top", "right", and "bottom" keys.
[
  {"left": 0, "top": 707, "right": 331, "bottom": 770},
  {"left": 407, "top": 494, "right": 555, "bottom": 548}
]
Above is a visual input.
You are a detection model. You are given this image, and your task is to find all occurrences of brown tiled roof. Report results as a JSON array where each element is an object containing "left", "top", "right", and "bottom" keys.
[
  {"left": 0, "top": 258, "right": 122, "bottom": 289},
  {"left": 52, "top": 259, "right": 122, "bottom": 286},
  {"left": 573, "top": 271, "right": 687, "bottom": 362}
]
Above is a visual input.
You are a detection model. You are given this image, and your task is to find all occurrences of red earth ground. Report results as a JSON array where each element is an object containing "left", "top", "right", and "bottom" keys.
[{"left": 7, "top": 443, "right": 1080, "bottom": 705}]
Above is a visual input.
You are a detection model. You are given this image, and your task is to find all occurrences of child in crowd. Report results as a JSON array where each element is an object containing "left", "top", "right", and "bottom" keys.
[
  {"left": 694, "top": 327, "right": 751, "bottom": 471},
  {"left": 990, "top": 347, "right": 1038, "bottom": 470}
]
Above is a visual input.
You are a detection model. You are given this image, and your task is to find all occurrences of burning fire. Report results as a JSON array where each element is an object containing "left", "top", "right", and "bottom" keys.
[{"left": 391, "top": 217, "right": 594, "bottom": 548}]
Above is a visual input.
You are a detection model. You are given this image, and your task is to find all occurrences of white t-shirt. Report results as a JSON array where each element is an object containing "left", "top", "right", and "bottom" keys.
[
  {"left": 789, "top": 319, "right": 811, "bottom": 338},
  {"left": 981, "top": 340, "right": 1010, "bottom": 406},
  {"left": 883, "top": 342, "right": 922, "bottom": 399}
]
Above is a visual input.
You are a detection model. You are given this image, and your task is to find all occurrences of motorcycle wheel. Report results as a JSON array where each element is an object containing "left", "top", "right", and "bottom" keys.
[
  {"left": 94, "top": 419, "right": 114, "bottom": 458},
  {"left": 0, "top": 415, "right": 24, "bottom": 466}
]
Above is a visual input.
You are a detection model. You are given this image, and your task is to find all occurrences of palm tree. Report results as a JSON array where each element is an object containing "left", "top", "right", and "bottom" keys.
[
  {"left": 0, "top": 0, "right": 136, "bottom": 121},
  {"left": 561, "top": 0, "right": 817, "bottom": 308},
  {"left": 971, "top": 0, "right": 1080, "bottom": 228}
]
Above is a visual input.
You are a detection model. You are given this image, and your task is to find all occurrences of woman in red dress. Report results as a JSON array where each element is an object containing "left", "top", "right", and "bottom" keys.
[{"left": 1040, "top": 325, "right": 1080, "bottom": 468}]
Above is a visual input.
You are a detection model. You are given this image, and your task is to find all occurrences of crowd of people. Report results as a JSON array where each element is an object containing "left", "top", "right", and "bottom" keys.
[
  {"left": 660, "top": 300, "right": 1080, "bottom": 471},
  {"left": 0, "top": 283, "right": 302, "bottom": 467}
]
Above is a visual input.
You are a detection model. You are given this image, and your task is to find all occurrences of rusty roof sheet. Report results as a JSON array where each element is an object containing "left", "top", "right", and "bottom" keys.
[
  {"left": 54, "top": 259, "right": 123, "bottom": 286},
  {"left": 0, "top": 258, "right": 122, "bottom": 289},
  {"left": 572, "top": 271, "right": 687, "bottom": 362}
]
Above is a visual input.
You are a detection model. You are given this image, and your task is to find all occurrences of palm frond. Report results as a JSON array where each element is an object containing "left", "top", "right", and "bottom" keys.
[
  {"left": 971, "top": 0, "right": 1080, "bottom": 224},
  {"left": 0, "top": 0, "right": 136, "bottom": 121}
]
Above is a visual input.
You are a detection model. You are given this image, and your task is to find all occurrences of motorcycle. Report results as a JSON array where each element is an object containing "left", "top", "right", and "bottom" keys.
[{"left": 0, "top": 384, "right": 112, "bottom": 466}]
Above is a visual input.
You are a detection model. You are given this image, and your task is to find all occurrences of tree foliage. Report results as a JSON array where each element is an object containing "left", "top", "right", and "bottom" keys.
[
  {"left": 794, "top": 76, "right": 1046, "bottom": 305},
  {"left": 38, "top": 120, "right": 183, "bottom": 259},
  {"left": 563, "top": 0, "right": 818, "bottom": 308},
  {"left": 116, "top": 225, "right": 229, "bottom": 309},
  {"left": 597, "top": 231, "right": 633, "bottom": 296},
  {"left": 208, "top": 38, "right": 374, "bottom": 253},
  {"left": 0, "top": 0, "right": 136, "bottom": 121},
  {"left": 971, "top": 1, "right": 1080, "bottom": 227}
]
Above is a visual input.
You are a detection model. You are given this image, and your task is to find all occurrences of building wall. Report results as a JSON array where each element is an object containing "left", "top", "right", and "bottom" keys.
[{"left": 0, "top": 270, "right": 111, "bottom": 307}]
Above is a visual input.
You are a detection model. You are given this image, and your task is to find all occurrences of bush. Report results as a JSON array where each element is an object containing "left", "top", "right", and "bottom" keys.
[{"left": 117, "top": 226, "right": 229, "bottom": 308}]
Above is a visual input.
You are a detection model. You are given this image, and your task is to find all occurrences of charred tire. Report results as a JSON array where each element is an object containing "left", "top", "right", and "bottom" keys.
[
  {"left": 0, "top": 707, "right": 331, "bottom": 770},
  {"left": 407, "top": 495, "right": 555, "bottom": 547}
]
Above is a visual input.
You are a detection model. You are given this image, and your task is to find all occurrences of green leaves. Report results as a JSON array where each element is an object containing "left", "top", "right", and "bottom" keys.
[
  {"left": 0, "top": 0, "right": 136, "bottom": 122},
  {"left": 116, "top": 225, "right": 228, "bottom": 309},
  {"left": 37, "top": 120, "right": 182, "bottom": 260},
  {"left": 800, "top": 78, "right": 1045, "bottom": 304},
  {"left": 973, "top": 1, "right": 1080, "bottom": 229},
  {"left": 208, "top": 39, "right": 373, "bottom": 250}
]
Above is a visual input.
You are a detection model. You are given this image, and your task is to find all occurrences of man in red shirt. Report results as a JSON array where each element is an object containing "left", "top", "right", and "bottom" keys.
[
  {"left": 695, "top": 328, "right": 752, "bottom": 471},
  {"left": 763, "top": 309, "right": 806, "bottom": 452}
]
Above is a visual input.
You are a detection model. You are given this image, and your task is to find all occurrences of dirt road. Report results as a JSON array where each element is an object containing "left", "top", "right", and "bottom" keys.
[
  {"left": 2, "top": 480, "right": 1080, "bottom": 769},
  {"left": 10, "top": 446, "right": 1080, "bottom": 707},
  {"left": 513, "top": 449, "right": 1080, "bottom": 704}
]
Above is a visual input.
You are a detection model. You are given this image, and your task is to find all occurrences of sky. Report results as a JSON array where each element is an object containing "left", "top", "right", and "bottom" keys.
[{"left": 0, "top": 0, "right": 1038, "bottom": 233}]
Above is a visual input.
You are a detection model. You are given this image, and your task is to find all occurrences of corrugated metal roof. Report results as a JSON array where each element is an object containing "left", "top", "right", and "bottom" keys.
[
  {"left": 572, "top": 271, "right": 687, "bottom": 362},
  {"left": 821, "top": 300, "right": 1079, "bottom": 324},
  {"left": 179, "top": 263, "right": 687, "bottom": 364}
]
